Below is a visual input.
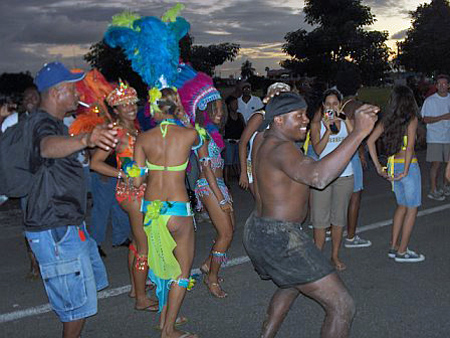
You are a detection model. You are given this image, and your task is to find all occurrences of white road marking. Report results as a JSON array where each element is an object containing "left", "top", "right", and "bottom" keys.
[{"left": 1, "top": 203, "right": 449, "bottom": 323}]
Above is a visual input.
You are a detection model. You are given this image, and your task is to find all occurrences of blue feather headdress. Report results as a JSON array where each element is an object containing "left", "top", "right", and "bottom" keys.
[{"left": 104, "top": 4, "right": 190, "bottom": 111}]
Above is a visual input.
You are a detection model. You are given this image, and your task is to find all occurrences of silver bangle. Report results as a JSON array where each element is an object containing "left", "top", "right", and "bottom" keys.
[{"left": 219, "top": 199, "right": 227, "bottom": 206}]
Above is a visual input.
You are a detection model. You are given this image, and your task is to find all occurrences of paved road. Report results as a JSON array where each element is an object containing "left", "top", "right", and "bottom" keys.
[{"left": 1, "top": 150, "right": 450, "bottom": 337}]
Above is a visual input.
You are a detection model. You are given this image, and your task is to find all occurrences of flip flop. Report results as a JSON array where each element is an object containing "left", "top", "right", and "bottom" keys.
[{"left": 134, "top": 301, "right": 159, "bottom": 312}]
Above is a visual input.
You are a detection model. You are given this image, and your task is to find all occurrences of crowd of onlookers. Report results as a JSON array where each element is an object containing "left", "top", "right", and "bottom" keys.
[
  {"left": 1, "top": 68, "right": 450, "bottom": 338},
  {"left": 2, "top": 73, "right": 450, "bottom": 268}
]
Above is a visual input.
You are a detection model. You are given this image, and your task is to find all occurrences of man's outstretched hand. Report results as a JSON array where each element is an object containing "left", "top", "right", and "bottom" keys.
[
  {"left": 84, "top": 124, "right": 118, "bottom": 151},
  {"left": 353, "top": 104, "right": 380, "bottom": 138}
]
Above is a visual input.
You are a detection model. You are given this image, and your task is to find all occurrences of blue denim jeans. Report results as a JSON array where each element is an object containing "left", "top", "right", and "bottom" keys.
[
  {"left": 306, "top": 144, "right": 319, "bottom": 161},
  {"left": 351, "top": 152, "right": 364, "bottom": 192},
  {"left": 25, "top": 223, "right": 108, "bottom": 322},
  {"left": 392, "top": 162, "right": 422, "bottom": 208},
  {"left": 224, "top": 140, "right": 239, "bottom": 165},
  {"left": 89, "top": 172, "right": 131, "bottom": 246}
]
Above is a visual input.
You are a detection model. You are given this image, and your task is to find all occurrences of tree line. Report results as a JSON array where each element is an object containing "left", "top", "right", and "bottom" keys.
[{"left": 1, "top": 0, "right": 449, "bottom": 97}]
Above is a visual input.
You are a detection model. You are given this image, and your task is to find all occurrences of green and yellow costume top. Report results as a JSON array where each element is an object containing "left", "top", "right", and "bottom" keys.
[{"left": 139, "top": 119, "right": 202, "bottom": 312}]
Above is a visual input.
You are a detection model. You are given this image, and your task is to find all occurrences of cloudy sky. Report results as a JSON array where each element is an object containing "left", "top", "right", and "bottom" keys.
[{"left": 0, "top": 0, "right": 427, "bottom": 77}]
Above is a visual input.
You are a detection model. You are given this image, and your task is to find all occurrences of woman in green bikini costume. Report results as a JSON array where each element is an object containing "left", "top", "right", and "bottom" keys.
[{"left": 133, "top": 88, "right": 201, "bottom": 338}]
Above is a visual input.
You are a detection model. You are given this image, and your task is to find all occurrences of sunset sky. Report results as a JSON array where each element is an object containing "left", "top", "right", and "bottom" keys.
[{"left": 0, "top": 0, "right": 427, "bottom": 77}]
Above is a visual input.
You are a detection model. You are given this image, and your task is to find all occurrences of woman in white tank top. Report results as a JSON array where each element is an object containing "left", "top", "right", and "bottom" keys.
[{"left": 310, "top": 88, "right": 355, "bottom": 271}]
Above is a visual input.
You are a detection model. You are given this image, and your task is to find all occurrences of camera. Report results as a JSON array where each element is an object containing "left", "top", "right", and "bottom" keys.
[
  {"left": 324, "top": 109, "right": 335, "bottom": 120},
  {"left": 324, "top": 109, "right": 339, "bottom": 134}
]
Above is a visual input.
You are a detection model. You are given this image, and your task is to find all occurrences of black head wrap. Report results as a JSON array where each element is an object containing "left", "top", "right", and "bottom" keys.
[{"left": 259, "top": 92, "right": 307, "bottom": 130}]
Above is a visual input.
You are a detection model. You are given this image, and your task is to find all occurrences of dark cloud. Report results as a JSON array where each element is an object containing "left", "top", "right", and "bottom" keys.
[
  {"left": 188, "top": 1, "right": 308, "bottom": 47},
  {"left": 0, "top": 0, "right": 418, "bottom": 75},
  {"left": 391, "top": 29, "right": 408, "bottom": 40},
  {"left": 365, "top": 0, "right": 415, "bottom": 19},
  {"left": 15, "top": 16, "right": 105, "bottom": 45},
  {"left": 0, "top": 0, "right": 308, "bottom": 74}
]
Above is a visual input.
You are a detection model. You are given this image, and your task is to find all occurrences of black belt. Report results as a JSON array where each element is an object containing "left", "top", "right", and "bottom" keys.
[{"left": 225, "top": 139, "right": 239, "bottom": 144}]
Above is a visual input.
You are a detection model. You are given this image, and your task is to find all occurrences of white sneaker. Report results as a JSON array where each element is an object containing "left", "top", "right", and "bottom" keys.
[
  {"left": 427, "top": 190, "right": 445, "bottom": 201},
  {"left": 344, "top": 235, "right": 372, "bottom": 248},
  {"left": 394, "top": 248, "right": 425, "bottom": 263}
]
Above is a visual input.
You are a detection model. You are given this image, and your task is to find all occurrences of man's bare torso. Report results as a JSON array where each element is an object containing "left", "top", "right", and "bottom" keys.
[{"left": 253, "top": 133, "right": 310, "bottom": 223}]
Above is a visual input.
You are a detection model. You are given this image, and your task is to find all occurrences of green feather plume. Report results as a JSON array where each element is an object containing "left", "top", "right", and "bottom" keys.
[
  {"left": 161, "top": 3, "right": 185, "bottom": 23},
  {"left": 111, "top": 11, "right": 141, "bottom": 30}
]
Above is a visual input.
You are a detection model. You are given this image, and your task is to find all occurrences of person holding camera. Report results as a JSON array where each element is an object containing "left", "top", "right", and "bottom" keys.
[{"left": 310, "top": 88, "right": 354, "bottom": 271}]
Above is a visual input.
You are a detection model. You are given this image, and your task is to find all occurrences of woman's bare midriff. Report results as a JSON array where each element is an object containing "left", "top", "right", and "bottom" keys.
[
  {"left": 199, "top": 168, "right": 224, "bottom": 180},
  {"left": 145, "top": 171, "right": 189, "bottom": 202}
]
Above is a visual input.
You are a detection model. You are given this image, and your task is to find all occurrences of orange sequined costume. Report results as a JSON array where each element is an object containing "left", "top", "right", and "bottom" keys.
[{"left": 115, "top": 127, "right": 146, "bottom": 204}]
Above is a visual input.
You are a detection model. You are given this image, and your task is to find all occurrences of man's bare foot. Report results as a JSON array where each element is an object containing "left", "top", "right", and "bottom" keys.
[
  {"left": 135, "top": 297, "right": 158, "bottom": 312},
  {"left": 332, "top": 258, "right": 347, "bottom": 271}
]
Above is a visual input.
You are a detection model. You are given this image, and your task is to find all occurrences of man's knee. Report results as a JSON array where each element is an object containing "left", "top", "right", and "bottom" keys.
[
  {"left": 335, "top": 291, "right": 356, "bottom": 320},
  {"left": 431, "top": 161, "right": 441, "bottom": 169}
]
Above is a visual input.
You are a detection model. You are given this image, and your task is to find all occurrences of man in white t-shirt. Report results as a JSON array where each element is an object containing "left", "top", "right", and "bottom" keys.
[
  {"left": 237, "top": 82, "right": 264, "bottom": 123},
  {"left": 1, "top": 86, "right": 40, "bottom": 133},
  {"left": 0, "top": 86, "right": 41, "bottom": 279},
  {"left": 421, "top": 74, "right": 450, "bottom": 200}
]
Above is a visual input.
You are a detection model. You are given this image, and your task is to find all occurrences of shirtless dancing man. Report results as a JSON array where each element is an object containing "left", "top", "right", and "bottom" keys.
[{"left": 243, "top": 92, "right": 379, "bottom": 338}]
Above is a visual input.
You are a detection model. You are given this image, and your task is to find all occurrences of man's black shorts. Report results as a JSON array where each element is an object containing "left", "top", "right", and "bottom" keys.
[{"left": 243, "top": 212, "right": 334, "bottom": 288}]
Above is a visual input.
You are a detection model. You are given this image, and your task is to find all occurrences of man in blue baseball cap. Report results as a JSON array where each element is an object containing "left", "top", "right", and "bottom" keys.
[
  {"left": 35, "top": 62, "right": 86, "bottom": 93},
  {"left": 24, "top": 62, "right": 119, "bottom": 338}
]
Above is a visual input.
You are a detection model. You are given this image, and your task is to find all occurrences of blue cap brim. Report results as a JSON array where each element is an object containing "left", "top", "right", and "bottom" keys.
[{"left": 64, "top": 71, "right": 86, "bottom": 84}]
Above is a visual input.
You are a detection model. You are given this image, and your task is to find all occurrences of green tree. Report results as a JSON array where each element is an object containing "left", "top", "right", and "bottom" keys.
[
  {"left": 84, "top": 41, "right": 147, "bottom": 97},
  {"left": 190, "top": 43, "right": 240, "bottom": 76},
  {"left": 399, "top": 0, "right": 450, "bottom": 75},
  {"left": 0, "top": 72, "right": 34, "bottom": 98},
  {"left": 241, "top": 60, "right": 255, "bottom": 79},
  {"left": 281, "top": 0, "right": 390, "bottom": 85}
]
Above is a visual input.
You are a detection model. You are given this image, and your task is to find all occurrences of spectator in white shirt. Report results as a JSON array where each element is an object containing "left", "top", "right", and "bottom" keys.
[
  {"left": 0, "top": 86, "right": 41, "bottom": 279},
  {"left": 1, "top": 86, "right": 40, "bottom": 133},
  {"left": 237, "top": 82, "right": 264, "bottom": 123},
  {"left": 421, "top": 74, "right": 450, "bottom": 200}
]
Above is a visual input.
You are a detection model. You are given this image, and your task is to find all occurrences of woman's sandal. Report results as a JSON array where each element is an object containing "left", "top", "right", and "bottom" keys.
[
  {"left": 205, "top": 281, "right": 228, "bottom": 299},
  {"left": 134, "top": 298, "right": 159, "bottom": 312},
  {"left": 200, "top": 264, "right": 224, "bottom": 283}
]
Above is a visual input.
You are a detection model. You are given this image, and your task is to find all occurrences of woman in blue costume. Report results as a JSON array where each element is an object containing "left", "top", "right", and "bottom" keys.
[
  {"left": 133, "top": 88, "right": 200, "bottom": 338},
  {"left": 177, "top": 65, "right": 234, "bottom": 299},
  {"left": 194, "top": 98, "right": 234, "bottom": 299}
]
